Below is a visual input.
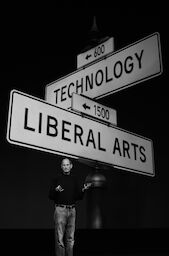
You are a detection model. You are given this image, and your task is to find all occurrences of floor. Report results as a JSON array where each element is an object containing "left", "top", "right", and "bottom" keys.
[{"left": 1, "top": 229, "right": 168, "bottom": 255}]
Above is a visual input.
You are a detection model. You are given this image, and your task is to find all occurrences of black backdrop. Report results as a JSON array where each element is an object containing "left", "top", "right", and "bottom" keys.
[{"left": 1, "top": 5, "right": 169, "bottom": 232}]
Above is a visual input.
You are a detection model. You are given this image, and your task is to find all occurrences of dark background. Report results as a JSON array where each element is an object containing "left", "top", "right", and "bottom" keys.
[{"left": 0, "top": 5, "right": 169, "bottom": 253}]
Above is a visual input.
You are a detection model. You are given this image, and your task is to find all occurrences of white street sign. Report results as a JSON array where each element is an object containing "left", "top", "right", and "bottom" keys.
[
  {"left": 7, "top": 90, "right": 155, "bottom": 176},
  {"left": 77, "top": 37, "right": 114, "bottom": 68},
  {"left": 45, "top": 32, "right": 162, "bottom": 110},
  {"left": 71, "top": 93, "right": 117, "bottom": 125}
]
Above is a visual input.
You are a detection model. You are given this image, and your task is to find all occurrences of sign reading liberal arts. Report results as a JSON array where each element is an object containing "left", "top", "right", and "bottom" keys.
[
  {"left": 7, "top": 90, "right": 155, "bottom": 176},
  {"left": 45, "top": 33, "right": 162, "bottom": 109}
]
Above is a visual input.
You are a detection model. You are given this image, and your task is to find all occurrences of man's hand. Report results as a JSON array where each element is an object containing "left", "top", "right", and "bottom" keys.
[
  {"left": 82, "top": 182, "right": 92, "bottom": 192},
  {"left": 55, "top": 185, "right": 64, "bottom": 192}
]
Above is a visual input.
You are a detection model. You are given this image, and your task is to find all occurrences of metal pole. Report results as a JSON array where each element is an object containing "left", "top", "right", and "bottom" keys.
[{"left": 85, "top": 164, "right": 107, "bottom": 229}]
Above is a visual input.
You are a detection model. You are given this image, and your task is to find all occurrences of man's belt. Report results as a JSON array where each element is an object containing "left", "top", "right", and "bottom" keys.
[{"left": 55, "top": 204, "right": 75, "bottom": 209}]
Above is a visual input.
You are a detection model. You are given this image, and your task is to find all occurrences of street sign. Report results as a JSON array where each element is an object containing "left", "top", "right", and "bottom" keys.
[
  {"left": 45, "top": 32, "right": 162, "bottom": 110},
  {"left": 77, "top": 37, "right": 114, "bottom": 68},
  {"left": 7, "top": 90, "right": 155, "bottom": 176},
  {"left": 71, "top": 93, "right": 117, "bottom": 125}
]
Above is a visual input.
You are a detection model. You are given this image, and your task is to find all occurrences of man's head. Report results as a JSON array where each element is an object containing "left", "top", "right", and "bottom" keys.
[{"left": 61, "top": 158, "right": 73, "bottom": 175}]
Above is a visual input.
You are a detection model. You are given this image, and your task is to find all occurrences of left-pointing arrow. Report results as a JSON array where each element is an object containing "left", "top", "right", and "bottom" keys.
[
  {"left": 82, "top": 103, "right": 91, "bottom": 110},
  {"left": 85, "top": 54, "right": 92, "bottom": 60}
]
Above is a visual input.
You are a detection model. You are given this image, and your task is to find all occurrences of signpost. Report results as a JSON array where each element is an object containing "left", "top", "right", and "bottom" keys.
[
  {"left": 77, "top": 37, "right": 114, "bottom": 68},
  {"left": 7, "top": 90, "right": 155, "bottom": 176},
  {"left": 45, "top": 32, "right": 162, "bottom": 110},
  {"left": 71, "top": 93, "right": 117, "bottom": 125}
]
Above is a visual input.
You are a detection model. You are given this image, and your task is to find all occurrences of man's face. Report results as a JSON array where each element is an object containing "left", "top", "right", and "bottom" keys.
[{"left": 61, "top": 159, "right": 72, "bottom": 174}]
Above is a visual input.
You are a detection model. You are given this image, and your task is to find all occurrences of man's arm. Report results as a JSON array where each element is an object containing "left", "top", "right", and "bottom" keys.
[
  {"left": 55, "top": 185, "right": 64, "bottom": 192},
  {"left": 82, "top": 182, "right": 92, "bottom": 192},
  {"left": 48, "top": 178, "right": 61, "bottom": 200},
  {"left": 75, "top": 177, "right": 92, "bottom": 201}
]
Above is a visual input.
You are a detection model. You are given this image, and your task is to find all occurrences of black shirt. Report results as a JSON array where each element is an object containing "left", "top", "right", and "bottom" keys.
[{"left": 49, "top": 173, "right": 84, "bottom": 205}]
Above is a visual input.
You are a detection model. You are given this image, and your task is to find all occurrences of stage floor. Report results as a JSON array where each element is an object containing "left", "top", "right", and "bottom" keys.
[{"left": 1, "top": 229, "right": 168, "bottom": 255}]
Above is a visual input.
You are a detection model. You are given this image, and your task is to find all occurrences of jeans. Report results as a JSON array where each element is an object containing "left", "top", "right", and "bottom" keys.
[{"left": 54, "top": 205, "right": 76, "bottom": 256}]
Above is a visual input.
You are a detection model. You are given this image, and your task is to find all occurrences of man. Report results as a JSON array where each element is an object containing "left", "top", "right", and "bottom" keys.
[{"left": 49, "top": 158, "right": 91, "bottom": 256}]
